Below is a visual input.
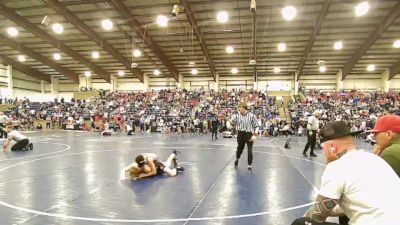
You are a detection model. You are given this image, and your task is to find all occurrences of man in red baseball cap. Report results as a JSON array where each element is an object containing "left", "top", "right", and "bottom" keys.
[{"left": 368, "top": 114, "right": 400, "bottom": 177}]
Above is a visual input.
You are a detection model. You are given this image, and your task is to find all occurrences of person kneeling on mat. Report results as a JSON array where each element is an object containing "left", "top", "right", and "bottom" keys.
[
  {"left": 121, "top": 150, "right": 184, "bottom": 180},
  {"left": 3, "top": 125, "right": 33, "bottom": 151}
]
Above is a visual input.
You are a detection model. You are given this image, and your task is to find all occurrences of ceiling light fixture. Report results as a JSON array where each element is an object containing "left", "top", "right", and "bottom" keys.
[
  {"left": 355, "top": 1, "right": 369, "bottom": 17},
  {"left": 133, "top": 49, "right": 142, "bottom": 57},
  {"left": 282, "top": 6, "right": 297, "bottom": 21},
  {"left": 156, "top": 15, "right": 169, "bottom": 27},
  {"left": 334, "top": 41, "right": 343, "bottom": 50},
  {"left": 17, "top": 55, "right": 26, "bottom": 62},
  {"left": 101, "top": 19, "right": 113, "bottom": 30},
  {"left": 249, "top": 59, "right": 257, "bottom": 65},
  {"left": 92, "top": 51, "right": 99, "bottom": 59},
  {"left": 274, "top": 67, "right": 281, "bottom": 73},
  {"left": 277, "top": 43, "right": 286, "bottom": 52},
  {"left": 118, "top": 70, "right": 125, "bottom": 76},
  {"left": 226, "top": 46, "right": 234, "bottom": 54},
  {"left": 217, "top": 11, "right": 229, "bottom": 23},
  {"left": 7, "top": 27, "right": 18, "bottom": 37},
  {"left": 153, "top": 69, "right": 161, "bottom": 76},
  {"left": 84, "top": 71, "right": 91, "bottom": 77},
  {"left": 318, "top": 60, "right": 326, "bottom": 72},
  {"left": 191, "top": 68, "right": 198, "bottom": 75},
  {"left": 52, "top": 23, "right": 64, "bottom": 34},
  {"left": 231, "top": 68, "right": 238, "bottom": 74},
  {"left": 367, "top": 64, "right": 375, "bottom": 71},
  {"left": 393, "top": 40, "right": 400, "bottom": 48},
  {"left": 53, "top": 53, "right": 61, "bottom": 61}
]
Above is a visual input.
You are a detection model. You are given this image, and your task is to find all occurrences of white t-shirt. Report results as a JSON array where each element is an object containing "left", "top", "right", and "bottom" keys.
[
  {"left": 126, "top": 124, "right": 132, "bottom": 131},
  {"left": 0, "top": 115, "right": 8, "bottom": 124},
  {"left": 7, "top": 130, "right": 27, "bottom": 142},
  {"left": 319, "top": 150, "right": 400, "bottom": 225},
  {"left": 307, "top": 115, "right": 319, "bottom": 130}
]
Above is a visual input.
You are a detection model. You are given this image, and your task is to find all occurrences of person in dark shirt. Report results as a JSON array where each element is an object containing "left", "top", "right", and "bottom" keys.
[{"left": 211, "top": 117, "right": 220, "bottom": 140}]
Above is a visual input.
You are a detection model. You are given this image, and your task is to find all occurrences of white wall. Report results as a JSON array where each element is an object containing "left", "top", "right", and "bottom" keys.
[
  {"left": 0, "top": 64, "right": 8, "bottom": 87},
  {"left": 183, "top": 76, "right": 214, "bottom": 90},
  {"left": 343, "top": 79, "right": 381, "bottom": 91},
  {"left": 5, "top": 71, "right": 400, "bottom": 102},
  {"left": 219, "top": 76, "right": 253, "bottom": 91},
  {"left": 92, "top": 77, "right": 112, "bottom": 90},
  {"left": 149, "top": 77, "right": 177, "bottom": 90},
  {"left": 390, "top": 78, "right": 400, "bottom": 90},
  {"left": 300, "top": 75, "right": 337, "bottom": 91},
  {"left": 12, "top": 69, "right": 41, "bottom": 92},
  {"left": 117, "top": 77, "right": 144, "bottom": 91}
]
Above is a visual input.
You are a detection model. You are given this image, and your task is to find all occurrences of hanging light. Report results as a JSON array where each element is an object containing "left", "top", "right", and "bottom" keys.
[
  {"left": 393, "top": 40, "right": 400, "bottom": 48},
  {"left": 318, "top": 60, "right": 326, "bottom": 73},
  {"left": 191, "top": 68, "right": 198, "bottom": 75},
  {"left": 282, "top": 6, "right": 297, "bottom": 21},
  {"left": 153, "top": 69, "right": 161, "bottom": 76},
  {"left": 52, "top": 23, "right": 64, "bottom": 34},
  {"left": 274, "top": 67, "right": 281, "bottom": 73},
  {"left": 231, "top": 68, "right": 238, "bottom": 74},
  {"left": 334, "top": 41, "right": 343, "bottom": 50},
  {"left": 156, "top": 15, "right": 169, "bottom": 27},
  {"left": 217, "top": 11, "right": 229, "bottom": 23},
  {"left": 118, "top": 70, "right": 125, "bottom": 76},
  {"left": 367, "top": 64, "right": 375, "bottom": 72},
  {"left": 101, "top": 19, "right": 113, "bottom": 30},
  {"left": 277, "top": 43, "right": 286, "bottom": 52},
  {"left": 53, "top": 53, "right": 61, "bottom": 61},
  {"left": 355, "top": 1, "right": 369, "bottom": 17},
  {"left": 17, "top": 55, "right": 26, "bottom": 62},
  {"left": 92, "top": 51, "right": 100, "bottom": 59},
  {"left": 7, "top": 27, "right": 18, "bottom": 37},
  {"left": 133, "top": 49, "right": 142, "bottom": 57},
  {"left": 226, "top": 46, "right": 234, "bottom": 54},
  {"left": 84, "top": 71, "right": 91, "bottom": 77}
]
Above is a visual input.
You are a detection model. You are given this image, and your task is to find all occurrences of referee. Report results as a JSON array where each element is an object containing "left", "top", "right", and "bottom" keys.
[
  {"left": 302, "top": 110, "right": 320, "bottom": 157},
  {"left": 233, "top": 102, "right": 259, "bottom": 173}
]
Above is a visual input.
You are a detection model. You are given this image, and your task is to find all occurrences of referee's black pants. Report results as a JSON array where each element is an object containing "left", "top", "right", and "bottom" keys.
[
  {"left": 211, "top": 128, "right": 218, "bottom": 139},
  {"left": 303, "top": 130, "right": 317, "bottom": 155},
  {"left": 236, "top": 131, "right": 254, "bottom": 165}
]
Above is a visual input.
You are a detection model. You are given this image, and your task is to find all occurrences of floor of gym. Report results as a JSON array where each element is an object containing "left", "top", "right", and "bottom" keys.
[{"left": 0, "top": 131, "right": 372, "bottom": 225}]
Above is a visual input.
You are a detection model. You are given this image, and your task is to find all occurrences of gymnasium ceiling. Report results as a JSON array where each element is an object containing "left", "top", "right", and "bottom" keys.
[{"left": 0, "top": 0, "right": 400, "bottom": 84}]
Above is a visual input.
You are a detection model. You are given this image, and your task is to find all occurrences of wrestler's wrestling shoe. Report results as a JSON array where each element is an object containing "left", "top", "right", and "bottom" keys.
[{"left": 177, "top": 166, "right": 185, "bottom": 172}]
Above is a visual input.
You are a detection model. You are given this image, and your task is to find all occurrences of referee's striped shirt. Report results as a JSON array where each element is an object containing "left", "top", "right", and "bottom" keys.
[{"left": 233, "top": 112, "right": 259, "bottom": 133}]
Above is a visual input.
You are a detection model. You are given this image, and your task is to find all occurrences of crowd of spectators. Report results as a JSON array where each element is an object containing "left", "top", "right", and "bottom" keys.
[
  {"left": 287, "top": 90, "right": 400, "bottom": 137},
  {"left": 1, "top": 89, "right": 399, "bottom": 140}
]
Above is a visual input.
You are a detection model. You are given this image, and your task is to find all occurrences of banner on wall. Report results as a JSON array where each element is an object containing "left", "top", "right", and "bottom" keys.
[{"left": 0, "top": 87, "right": 9, "bottom": 97}]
